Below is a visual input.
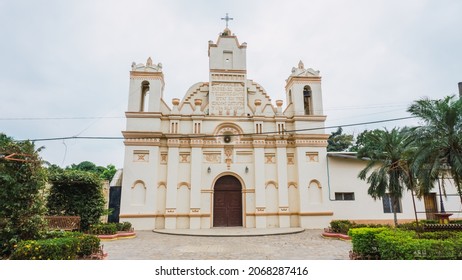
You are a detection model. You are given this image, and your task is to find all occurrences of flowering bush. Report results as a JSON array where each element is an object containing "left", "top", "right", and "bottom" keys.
[
  {"left": 10, "top": 238, "right": 78, "bottom": 260},
  {"left": 10, "top": 232, "right": 100, "bottom": 260}
]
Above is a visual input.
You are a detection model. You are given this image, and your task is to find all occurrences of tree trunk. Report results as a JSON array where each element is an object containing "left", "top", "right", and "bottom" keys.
[
  {"left": 411, "top": 189, "right": 419, "bottom": 226},
  {"left": 392, "top": 196, "right": 398, "bottom": 227}
]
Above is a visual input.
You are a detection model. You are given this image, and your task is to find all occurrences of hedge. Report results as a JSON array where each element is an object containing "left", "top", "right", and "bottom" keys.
[
  {"left": 89, "top": 223, "right": 117, "bottom": 235},
  {"left": 330, "top": 220, "right": 389, "bottom": 235},
  {"left": 349, "top": 228, "right": 462, "bottom": 260},
  {"left": 10, "top": 238, "right": 79, "bottom": 260},
  {"left": 348, "top": 227, "right": 389, "bottom": 259},
  {"left": 89, "top": 222, "right": 133, "bottom": 235},
  {"left": 376, "top": 230, "right": 462, "bottom": 260},
  {"left": 115, "top": 221, "right": 132, "bottom": 232},
  {"left": 10, "top": 232, "right": 100, "bottom": 260}
]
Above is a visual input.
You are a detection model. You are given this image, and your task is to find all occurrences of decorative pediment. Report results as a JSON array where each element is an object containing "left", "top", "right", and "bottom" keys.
[
  {"left": 290, "top": 60, "right": 320, "bottom": 77},
  {"left": 131, "top": 57, "right": 162, "bottom": 72}
]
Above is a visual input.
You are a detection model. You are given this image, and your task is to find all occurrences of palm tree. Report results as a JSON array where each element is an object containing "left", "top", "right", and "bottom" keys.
[
  {"left": 357, "top": 127, "right": 416, "bottom": 226},
  {"left": 408, "top": 96, "right": 462, "bottom": 204}
]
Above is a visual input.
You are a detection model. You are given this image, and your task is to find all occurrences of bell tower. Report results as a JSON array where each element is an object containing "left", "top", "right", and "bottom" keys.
[
  {"left": 285, "top": 60, "right": 324, "bottom": 116},
  {"left": 127, "top": 57, "right": 164, "bottom": 113},
  {"left": 207, "top": 27, "right": 249, "bottom": 116}
]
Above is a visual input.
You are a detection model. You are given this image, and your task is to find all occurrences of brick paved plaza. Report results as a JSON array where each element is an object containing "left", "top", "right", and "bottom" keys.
[{"left": 102, "top": 229, "right": 352, "bottom": 260}]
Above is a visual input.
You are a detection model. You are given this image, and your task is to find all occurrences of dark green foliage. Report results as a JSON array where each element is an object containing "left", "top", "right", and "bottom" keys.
[
  {"left": 396, "top": 221, "right": 424, "bottom": 232},
  {"left": 376, "top": 230, "right": 462, "bottom": 260},
  {"left": 327, "top": 127, "right": 354, "bottom": 152},
  {"left": 330, "top": 220, "right": 389, "bottom": 234},
  {"left": 66, "top": 161, "right": 117, "bottom": 181},
  {"left": 76, "top": 234, "right": 101, "bottom": 256},
  {"left": 330, "top": 220, "right": 354, "bottom": 234},
  {"left": 10, "top": 231, "right": 100, "bottom": 260},
  {"left": 89, "top": 222, "right": 133, "bottom": 235},
  {"left": 351, "top": 129, "right": 384, "bottom": 153},
  {"left": 47, "top": 169, "right": 105, "bottom": 231},
  {"left": 10, "top": 238, "right": 79, "bottom": 260},
  {"left": 348, "top": 227, "right": 389, "bottom": 259},
  {"left": 0, "top": 133, "right": 47, "bottom": 257},
  {"left": 356, "top": 127, "right": 416, "bottom": 226},
  {"left": 408, "top": 96, "right": 462, "bottom": 203},
  {"left": 349, "top": 227, "right": 462, "bottom": 260},
  {"left": 101, "top": 164, "right": 117, "bottom": 181},
  {"left": 116, "top": 221, "right": 132, "bottom": 232},
  {"left": 90, "top": 223, "right": 117, "bottom": 235},
  {"left": 417, "top": 231, "right": 462, "bottom": 240}
]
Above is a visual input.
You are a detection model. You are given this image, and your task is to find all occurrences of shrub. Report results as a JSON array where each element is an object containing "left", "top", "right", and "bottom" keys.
[
  {"left": 329, "top": 220, "right": 391, "bottom": 235},
  {"left": 0, "top": 134, "right": 48, "bottom": 257},
  {"left": 115, "top": 222, "right": 132, "bottom": 232},
  {"left": 90, "top": 223, "right": 117, "bottom": 235},
  {"left": 330, "top": 220, "right": 353, "bottom": 234},
  {"left": 10, "top": 232, "right": 101, "bottom": 260},
  {"left": 396, "top": 221, "right": 424, "bottom": 232},
  {"left": 376, "top": 230, "right": 461, "bottom": 260},
  {"left": 41, "top": 230, "right": 81, "bottom": 239},
  {"left": 349, "top": 228, "right": 462, "bottom": 260},
  {"left": 417, "top": 231, "right": 462, "bottom": 240},
  {"left": 10, "top": 238, "right": 79, "bottom": 260},
  {"left": 76, "top": 234, "right": 100, "bottom": 257},
  {"left": 348, "top": 227, "right": 389, "bottom": 259},
  {"left": 375, "top": 229, "right": 417, "bottom": 260},
  {"left": 47, "top": 170, "right": 105, "bottom": 232}
]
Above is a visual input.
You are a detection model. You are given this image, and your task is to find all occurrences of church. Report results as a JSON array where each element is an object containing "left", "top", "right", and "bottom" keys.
[{"left": 117, "top": 26, "right": 461, "bottom": 230}]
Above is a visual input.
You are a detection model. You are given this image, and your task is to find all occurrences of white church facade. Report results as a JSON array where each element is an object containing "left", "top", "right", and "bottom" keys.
[{"left": 118, "top": 28, "right": 461, "bottom": 230}]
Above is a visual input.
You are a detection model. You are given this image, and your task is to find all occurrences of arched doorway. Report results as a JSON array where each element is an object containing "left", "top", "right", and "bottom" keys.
[{"left": 213, "top": 175, "right": 243, "bottom": 227}]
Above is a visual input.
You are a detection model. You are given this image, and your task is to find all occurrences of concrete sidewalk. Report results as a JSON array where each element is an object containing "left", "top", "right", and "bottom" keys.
[{"left": 101, "top": 229, "right": 352, "bottom": 260}]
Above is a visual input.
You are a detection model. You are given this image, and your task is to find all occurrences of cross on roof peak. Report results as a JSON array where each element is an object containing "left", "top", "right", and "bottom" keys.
[{"left": 221, "top": 13, "right": 233, "bottom": 28}]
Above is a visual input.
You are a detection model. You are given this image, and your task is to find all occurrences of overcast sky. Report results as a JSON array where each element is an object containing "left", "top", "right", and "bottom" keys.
[{"left": 1, "top": 0, "right": 461, "bottom": 169}]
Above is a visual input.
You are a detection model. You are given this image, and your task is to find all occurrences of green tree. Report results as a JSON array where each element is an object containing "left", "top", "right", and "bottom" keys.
[
  {"left": 327, "top": 127, "right": 354, "bottom": 152},
  {"left": 0, "top": 133, "right": 47, "bottom": 257},
  {"left": 47, "top": 169, "right": 105, "bottom": 231},
  {"left": 101, "top": 164, "right": 117, "bottom": 181},
  {"left": 351, "top": 129, "right": 384, "bottom": 153},
  {"left": 356, "top": 128, "right": 416, "bottom": 226},
  {"left": 67, "top": 161, "right": 117, "bottom": 181},
  {"left": 408, "top": 96, "right": 462, "bottom": 203}
]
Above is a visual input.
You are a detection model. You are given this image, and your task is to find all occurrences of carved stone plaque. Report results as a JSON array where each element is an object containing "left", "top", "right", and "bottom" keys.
[{"left": 209, "top": 83, "right": 245, "bottom": 116}]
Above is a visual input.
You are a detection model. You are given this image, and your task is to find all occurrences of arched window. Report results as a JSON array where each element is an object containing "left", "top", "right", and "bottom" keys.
[
  {"left": 140, "top": 81, "right": 150, "bottom": 112},
  {"left": 303, "top": 85, "right": 312, "bottom": 115},
  {"left": 288, "top": 90, "right": 292, "bottom": 104}
]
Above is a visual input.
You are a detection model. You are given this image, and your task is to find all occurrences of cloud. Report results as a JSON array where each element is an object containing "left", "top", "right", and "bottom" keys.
[{"left": 1, "top": 0, "right": 461, "bottom": 167}]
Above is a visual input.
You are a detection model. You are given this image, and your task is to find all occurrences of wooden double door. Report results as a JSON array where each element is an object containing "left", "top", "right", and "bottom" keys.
[{"left": 213, "top": 175, "right": 243, "bottom": 227}]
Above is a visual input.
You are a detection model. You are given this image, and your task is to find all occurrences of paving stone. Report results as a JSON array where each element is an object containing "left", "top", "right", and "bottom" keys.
[{"left": 102, "top": 229, "right": 352, "bottom": 260}]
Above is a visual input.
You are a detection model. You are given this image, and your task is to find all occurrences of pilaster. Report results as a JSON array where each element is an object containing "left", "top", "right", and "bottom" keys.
[
  {"left": 189, "top": 139, "right": 203, "bottom": 229},
  {"left": 165, "top": 139, "right": 180, "bottom": 229},
  {"left": 276, "top": 139, "right": 290, "bottom": 228},
  {"left": 253, "top": 136, "right": 266, "bottom": 228}
]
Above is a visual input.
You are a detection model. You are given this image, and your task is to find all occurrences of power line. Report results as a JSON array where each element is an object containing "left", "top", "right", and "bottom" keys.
[
  {"left": 23, "top": 115, "right": 416, "bottom": 142},
  {"left": 0, "top": 116, "right": 123, "bottom": 121},
  {"left": 0, "top": 101, "right": 410, "bottom": 121}
]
